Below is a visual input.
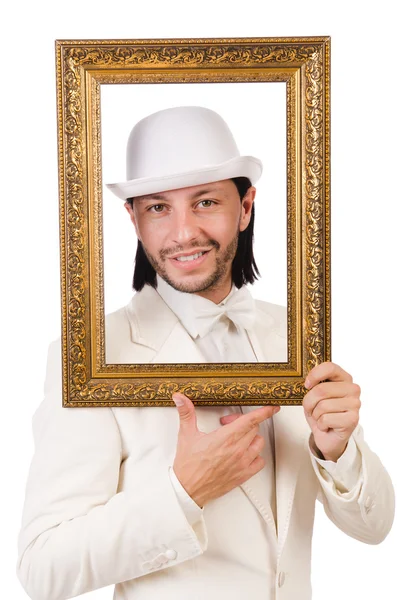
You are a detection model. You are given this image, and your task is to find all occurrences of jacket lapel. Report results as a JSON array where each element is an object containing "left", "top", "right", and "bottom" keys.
[
  {"left": 126, "top": 287, "right": 224, "bottom": 434},
  {"left": 247, "top": 301, "right": 288, "bottom": 363},
  {"left": 126, "top": 286, "right": 180, "bottom": 353},
  {"left": 126, "top": 286, "right": 207, "bottom": 363},
  {"left": 240, "top": 453, "right": 278, "bottom": 539},
  {"left": 238, "top": 314, "right": 287, "bottom": 539},
  {"left": 243, "top": 305, "right": 307, "bottom": 542},
  {"left": 273, "top": 407, "right": 311, "bottom": 554},
  {"left": 153, "top": 323, "right": 206, "bottom": 364},
  {"left": 247, "top": 307, "right": 312, "bottom": 553}
]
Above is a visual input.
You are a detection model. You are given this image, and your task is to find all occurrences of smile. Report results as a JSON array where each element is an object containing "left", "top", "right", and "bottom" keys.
[
  {"left": 175, "top": 252, "right": 204, "bottom": 262},
  {"left": 169, "top": 249, "right": 211, "bottom": 271}
]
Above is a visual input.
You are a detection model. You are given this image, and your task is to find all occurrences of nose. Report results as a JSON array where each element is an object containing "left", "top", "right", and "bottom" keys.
[{"left": 171, "top": 205, "right": 200, "bottom": 246}]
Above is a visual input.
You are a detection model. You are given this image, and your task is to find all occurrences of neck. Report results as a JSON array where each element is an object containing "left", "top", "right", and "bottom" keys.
[{"left": 194, "top": 278, "right": 233, "bottom": 305}]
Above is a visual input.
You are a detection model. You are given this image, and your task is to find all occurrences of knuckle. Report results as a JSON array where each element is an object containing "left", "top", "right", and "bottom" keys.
[
  {"left": 248, "top": 414, "right": 259, "bottom": 428},
  {"left": 302, "top": 395, "right": 313, "bottom": 412},
  {"left": 315, "top": 383, "right": 328, "bottom": 398},
  {"left": 311, "top": 408, "right": 320, "bottom": 422},
  {"left": 322, "top": 360, "right": 333, "bottom": 370},
  {"left": 251, "top": 456, "right": 266, "bottom": 474},
  {"left": 352, "top": 383, "right": 361, "bottom": 397},
  {"left": 240, "top": 454, "right": 252, "bottom": 470},
  {"left": 178, "top": 405, "right": 193, "bottom": 420},
  {"left": 311, "top": 398, "right": 325, "bottom": 417},
  {"left": 250, "top": 434, "right": 264, "bottom": 450},
  {"left": 247, "top": 438, "right": 262, "bottom": 459},
  {"left": 224, "top": 431, "right": 238, "bottom": 447},
  {"left": 330, "top": 362, "right": 340, "bottom": 376},
  {"left": 250, "top": 423, "right": 259, "bottom": 436},
  {"left": 319, "top": 361, "right": 334, "bottom": 378},
  {"left": 329, "top": 361, "right": 344, "bottom": 379},
  {"left": 179, "top": 412, "right": 191, "bottom": 423},
  {"left": 308, "top": 384, "right": 325, "bottom": 405},
  {"left": 234, "top": 447, "right": 245, "bottom": 462},
  {"left": 255, "top": 435, "right": 265, "bottom": 452}
]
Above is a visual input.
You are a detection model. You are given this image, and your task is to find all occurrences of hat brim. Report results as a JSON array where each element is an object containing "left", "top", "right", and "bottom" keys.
[{"left": 105, "top": 156, "right": 262, "bottom": 200}]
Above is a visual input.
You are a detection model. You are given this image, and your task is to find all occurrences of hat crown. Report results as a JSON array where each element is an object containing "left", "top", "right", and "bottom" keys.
[{"left": 126, "top": 106, "right": 240, "bottom": 181}]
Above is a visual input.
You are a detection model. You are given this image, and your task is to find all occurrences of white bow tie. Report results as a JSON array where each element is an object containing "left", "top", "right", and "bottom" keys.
[{"left": 193, "top": 286, "right": 256, "bottom": 338}]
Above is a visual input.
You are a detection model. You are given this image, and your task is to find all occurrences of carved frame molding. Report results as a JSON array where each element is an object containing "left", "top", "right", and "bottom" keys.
[{"left": 56, "top": 37, "right": 331, "bottom": 406}]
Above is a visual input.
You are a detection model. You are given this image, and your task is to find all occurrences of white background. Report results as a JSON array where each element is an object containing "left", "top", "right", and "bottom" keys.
[{"left": 2, "top": 1, "right": 396, "bottom": 599}]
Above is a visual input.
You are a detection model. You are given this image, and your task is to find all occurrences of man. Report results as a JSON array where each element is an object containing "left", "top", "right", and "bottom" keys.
[{"left": 17, "top": 106, "right": 394, "bottom": 600}]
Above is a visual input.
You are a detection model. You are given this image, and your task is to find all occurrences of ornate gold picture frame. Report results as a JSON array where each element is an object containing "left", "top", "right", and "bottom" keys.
[{"left": 56, "top": 36, "right": 330, "bottom": 407}]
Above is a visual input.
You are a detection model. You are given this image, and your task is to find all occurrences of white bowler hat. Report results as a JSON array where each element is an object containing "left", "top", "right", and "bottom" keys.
[{"left": 106, "top": 106, "right": 263, "bottom": 200}]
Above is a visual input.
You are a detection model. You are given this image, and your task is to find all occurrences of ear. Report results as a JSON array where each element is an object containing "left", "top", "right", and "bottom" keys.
[
  {"left": 239, "top": 187, "right": 256, "bottom": 232},
  {"left": 124, "top": 201, "right": 141, "bottom": 240}
]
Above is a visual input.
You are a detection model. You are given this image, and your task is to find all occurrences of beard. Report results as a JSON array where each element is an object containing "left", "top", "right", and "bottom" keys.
[{"left": 141, "top": 232, "right": 239, "bottom": 295}]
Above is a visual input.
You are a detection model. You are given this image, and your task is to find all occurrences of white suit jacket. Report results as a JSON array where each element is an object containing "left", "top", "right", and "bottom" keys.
[{"left": 17, "top": 286, "right": 395, "bottom": 600}]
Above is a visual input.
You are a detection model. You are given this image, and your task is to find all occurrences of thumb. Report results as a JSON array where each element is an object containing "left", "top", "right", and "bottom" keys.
[{"left": 172, "top": 392, "right": 198, "bottom": 434}]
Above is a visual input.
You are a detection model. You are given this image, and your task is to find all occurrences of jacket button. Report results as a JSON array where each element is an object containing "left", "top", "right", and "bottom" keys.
[
  {"left": 165, "top": 548, "right": 178, "bottom": 560},
  {"left": 278, "top": 571, "right": 286, "bottom": 587}
]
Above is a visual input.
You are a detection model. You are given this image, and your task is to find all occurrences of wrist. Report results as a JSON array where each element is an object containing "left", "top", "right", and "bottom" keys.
[
  {"left": 173, "top": 465, "right": 205, "bottom": 508},
  {"left": 321, "top": 443, "right": 348, "bottom": 463},
  {"left": 310, "top": 435, "right": 348, "bottom": 463}
]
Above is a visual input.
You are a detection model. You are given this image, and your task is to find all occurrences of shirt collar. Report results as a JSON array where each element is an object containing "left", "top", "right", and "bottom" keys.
[{"left": 156, "top": 276, "right": 238, "bottom": 339}]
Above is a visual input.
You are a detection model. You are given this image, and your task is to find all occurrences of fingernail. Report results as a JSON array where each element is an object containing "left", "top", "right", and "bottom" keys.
[
  {"left": 273, "top": 406, "right": 281, "bottom": 414},
  {"left": 305, "top": 378, "right": 312, "bottom": 389},
  {"left": 172, "top": 393, "right": 184, "bottom": 406}
]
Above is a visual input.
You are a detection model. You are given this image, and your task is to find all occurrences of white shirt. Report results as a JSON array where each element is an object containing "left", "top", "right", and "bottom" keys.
[
  {"left": 155, "top": 277, "right": 361, "bottom": 528},
  {"left": 156, "top": 276, "right": 257, "bottom": 362}
]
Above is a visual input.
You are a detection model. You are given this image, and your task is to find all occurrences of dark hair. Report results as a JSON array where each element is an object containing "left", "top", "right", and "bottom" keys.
[{"left": 126, "top": 176, "right": 260, "bottom": 291}]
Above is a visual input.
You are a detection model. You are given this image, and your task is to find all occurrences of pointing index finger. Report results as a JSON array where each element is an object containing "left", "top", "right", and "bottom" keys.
[{"left": 228, "top": 406, "right": 280, "bottom": 436}]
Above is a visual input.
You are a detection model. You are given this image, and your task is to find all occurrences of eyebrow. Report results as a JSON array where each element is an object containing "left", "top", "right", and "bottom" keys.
[{"left": 135, "top": 187, "right": 223, "bottom": 202}]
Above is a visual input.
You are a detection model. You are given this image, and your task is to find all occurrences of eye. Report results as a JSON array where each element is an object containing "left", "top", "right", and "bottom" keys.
[
  {"left": 198, "top": 199, "right": 215, "bottom": 208},
  {"left": 148, "top": 204, "right": 165, "bottom": 213}
]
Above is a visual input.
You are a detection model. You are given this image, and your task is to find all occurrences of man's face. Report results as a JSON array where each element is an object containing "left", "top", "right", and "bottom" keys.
[{"left": 125, "top": 179, "right": 255, "bottom": 300}]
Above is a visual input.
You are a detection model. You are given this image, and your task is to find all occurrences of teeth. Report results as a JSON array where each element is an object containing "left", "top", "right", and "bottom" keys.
[{"left": 176, "top": 252, "right": 203, "bottom": 262}]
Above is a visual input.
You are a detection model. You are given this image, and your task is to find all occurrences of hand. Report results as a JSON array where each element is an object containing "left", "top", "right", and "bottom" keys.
[
  {"left": 303, "top": 362, "right": 361, "bottom": 462},
  {"left": 172, "top": 393, "right": 280, "bottom": 508}
]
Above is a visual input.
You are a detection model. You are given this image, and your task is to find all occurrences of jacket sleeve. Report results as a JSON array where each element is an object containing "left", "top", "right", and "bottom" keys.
[
  {"left": 309, "top": 424, "right": 395, "bottom": 544},
  {"left": 16, "top": 340, "right": 208, "bottom": 600}
]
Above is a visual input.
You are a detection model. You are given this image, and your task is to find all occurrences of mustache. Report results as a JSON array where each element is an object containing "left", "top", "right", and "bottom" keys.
[{"left": 159, "top": 239, "right": 220, "bottom": 260}]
